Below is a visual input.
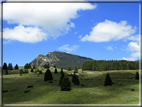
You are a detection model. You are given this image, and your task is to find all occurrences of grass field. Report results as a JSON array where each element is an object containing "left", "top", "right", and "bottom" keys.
[{"left": 2, "top": 67, "right": 139, "bottom": 104}]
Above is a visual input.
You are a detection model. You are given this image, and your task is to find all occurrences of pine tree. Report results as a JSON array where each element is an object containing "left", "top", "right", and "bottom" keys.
[
  {"left": 54, "top": 68, "right": 58, "bottom": 73},
  {"left": 104, "top": 73, "right": 113, "bottom": 86},
  {"left": 135, "top": 71, "right": 139, "bottom": 80},
  {"left": 44, "top": 68, "right": 53, "bottom": 81},
  {"left": 15, "top": 64, "right": 19, "bottom": 69},
  {"left": 72, "top": 73, "right": 80, "bottom": 85},
  {"left": 68, "top": 66, "right": 71, "bottom": 71},
  {"left": 74, "top": 66, "right": 78, "bottom": 73},
  {"left": 59, "top": 72, "right": 64, "bottom": 86},
  {"left": 31, "top": 68, "right": 33, "bottom": 72},
  {"left": 61, "top": 77, "right": 71, "bottom": 91},
  {"left": 19, "top": 69, "right": 23, "bottom": 76},
  {"left": 60, "top": 68, "right": 63, "bottom": 74},
  {"left": 3, "top": 62, "right": 7, "bottom": 70}
]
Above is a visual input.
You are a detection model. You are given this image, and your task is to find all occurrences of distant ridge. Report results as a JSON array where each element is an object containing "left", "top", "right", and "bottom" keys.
[{"left": 30, "top": 51, "right": 93, "bottom": 70}]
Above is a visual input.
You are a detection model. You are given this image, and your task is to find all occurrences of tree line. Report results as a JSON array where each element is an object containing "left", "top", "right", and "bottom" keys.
[{"left": 82, "top": 60, "right": 139, "bottom": 71}]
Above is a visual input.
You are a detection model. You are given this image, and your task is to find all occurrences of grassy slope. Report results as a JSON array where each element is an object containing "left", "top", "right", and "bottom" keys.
[{"left": 2, "top": 67, "right": 139, "bottom": 104}]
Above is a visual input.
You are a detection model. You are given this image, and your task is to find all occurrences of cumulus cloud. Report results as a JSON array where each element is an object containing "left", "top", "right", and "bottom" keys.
[
  {"left": 58, "top": 44, "right": 79, "bottom": 52},
  {"left": 104, "top": 46, "right": 113, "bottom": 51},
  {"left": 81, "top": 20, "right": 136, "bottom": 42},
  {"left": 3, "top": 25, "right": 47, "bottom": 43},
  {"left": 3, "top": 3, "right": 97, "bottom": 42},
  {"left": 127, "top": 42, "right": 139, "bottom": 52}
]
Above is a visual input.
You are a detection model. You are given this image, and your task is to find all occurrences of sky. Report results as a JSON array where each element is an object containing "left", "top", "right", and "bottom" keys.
[{"left": 1, "top": 0, "right": 140, "bottom": 67}]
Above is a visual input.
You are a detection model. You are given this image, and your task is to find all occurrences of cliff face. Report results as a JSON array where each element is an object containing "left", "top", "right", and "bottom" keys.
[{"left": 30, "top": 51, "right": 93, "bottom": 70}]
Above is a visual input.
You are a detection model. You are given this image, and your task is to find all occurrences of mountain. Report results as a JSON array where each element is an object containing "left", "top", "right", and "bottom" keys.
[{"left": 30, "top": 51, "right": 93, "bottom": 70}]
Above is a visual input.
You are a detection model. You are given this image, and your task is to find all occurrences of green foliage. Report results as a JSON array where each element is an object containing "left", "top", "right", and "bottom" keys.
[
  {"left": 31, "top": 68, "right": 33, "bottom": 72},
  {"left": 54, "top": 68, "right": 58, "bottom": 73},
  {"left": 59, "top": 72, "right": 64, "bottom": 86},
  {"left": 15, "top": 64, "right": 19, "bottom": 69},
  {"left": 60, "top": 68, "right": 63, "bottom": 74},
  {"left": 74, "top": 66, "right": 78, "bottom": 73},
  {"left": 78, "top": 66, "right": 80, "bottom": 69},
  {"left": 33, "top": 65, "right": 36, "bottom": 69},
  {"left": 3, "top": 70, "right": 7, "bottom": 75},
  {"left": 72, "top": 73, "right": 80, "bottom": 85},
  {"left": 135, "top": 71, "right": 139, "bottom": 80},
  {"left": 24, "top": 63, "right": 31, "bottom": 69},
  {"left": 44, "top": 68, "right": 53, "bottom": 81},
  {"left": 44, "top": 63, "right": 50, "bottom": 68},
  {"left": 61, "top": 77, "right": 71, "bottom": 91},
  {"left": 68, "top": 66, "right": 71, "bottom": 71},
  {"left": 82, "top": 60, "right": 139, "bottom": 71},
  {"left": 8, "top": 63, "right": 13, "bottom": 70},
  {"left": 3, "top": 62, "right": 7, "bottom": 70},
  {"left": 19, "top": 69, "right": 23, "bottom": 76},
  {"left": 104, "top": 73, "right": 113, "bottom": 86}
]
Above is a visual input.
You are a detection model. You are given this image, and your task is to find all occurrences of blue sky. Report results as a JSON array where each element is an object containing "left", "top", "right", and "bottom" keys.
[{"left": 1, "top": 1, "right": 140, "bottom": 67}]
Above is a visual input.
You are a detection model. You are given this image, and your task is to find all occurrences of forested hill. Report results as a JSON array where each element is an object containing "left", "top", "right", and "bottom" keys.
[
  {"left": 82, "top": 60, "right": 139, "bottom": 71},
  {"left": 30, "top": 51, "right": 93, "bottom": 70}
]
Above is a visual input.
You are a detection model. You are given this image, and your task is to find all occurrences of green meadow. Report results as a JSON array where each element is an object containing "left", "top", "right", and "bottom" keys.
[{"left": 3, "top": 67, "right": 139, "bottom": 104}]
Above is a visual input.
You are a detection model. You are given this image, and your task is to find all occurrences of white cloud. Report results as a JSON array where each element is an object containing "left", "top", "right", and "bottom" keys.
[
  {"left": 78, "top": 35, "right": 82, "bottom": 38},
  {"left": 75, "top": 32, "right": 78, "bottom": 34},
  {"left": 3, "top": 3, "right": 97, "bottom": 41},
  {"left": 128, "top": 42, "right": 139, "bottom": 52},
  {"left": 122, "top": 57, "right": 135, "bottom": 61},
  {"left": 3, "top": 25, "right": 47, "bottom": 43},
  {"left": 59, "top": 44, "right": 79, "bottom": 52},
  {"left": 81, "top": 20, "right": 136, "bottom": 42},
  {"left": 104, "top": 46, "right": 113, "bottom": 51},
  {"left": 127, "top": 34, "right": 140, "bottom": 41}
]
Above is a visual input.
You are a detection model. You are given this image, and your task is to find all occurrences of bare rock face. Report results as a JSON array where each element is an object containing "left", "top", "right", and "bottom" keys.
[{"left": 30, "top": 51, "right": 93, "bottom": 70}]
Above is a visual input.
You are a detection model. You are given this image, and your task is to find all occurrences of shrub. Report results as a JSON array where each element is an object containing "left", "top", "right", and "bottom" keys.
[
  {"left": 3, "top": 70, "right": 7, "bottom": 75},
  {"left": 104, "top": 73, "right": 113, "bottom": 86},
  {"left": 135, "top": 71, "right": 139, "bottom": 80},
  {"left": 19, "top": 69, "right": 23, "bottom": 76},
  {"left": 31, "top": 68, "right": 33, "bottom": 72},
  {"left": 72, "top": 73, "right": 80, "bottom": 85},
  {"left": 59, "top": 72, "right": 64, "bottom": 86},
  {"left": 61, "top": 77, "right": 71, "bottom": 91},
  {"left": 44, "top": 68, "right": 53, "bottom": 81}
]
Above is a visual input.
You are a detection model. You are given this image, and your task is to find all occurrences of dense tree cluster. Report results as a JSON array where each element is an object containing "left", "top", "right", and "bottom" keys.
[
  {"left": 82, "top": 60, "right": 139, "bottom": 71},
  {"left": 24, "top": 63, "right": 31, "bottom": 69}
]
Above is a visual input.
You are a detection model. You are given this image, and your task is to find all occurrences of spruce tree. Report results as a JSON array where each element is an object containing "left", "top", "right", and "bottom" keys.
[
  {"left": 54, "top": 68, "right": 58, "bottom": 73},
  {"left": 3, "top": 63, "right": 7, "bottom": 70},
  {"left": 59, "top": 72, "right": 64, "bottom": 86},
  {"left": 74, "top": 66, "right": 78, "bottom": 73},
  {"left": 61, "top": 77, "right": 71, "bottom": 91},
  {"left": 104, "top": 73, "right": 113, "bottom": 86},
  {"left": 44, "top": 68, "right": 53, "bottom": 81},
  {"left": 72, "top": 73, "right": 80, "bottom": 85},
  {"left": 60, "top": 68, "right": 63, "bottom": 74},
  {"left": 31, "top": 68, "right": 33, "bottom": 72},
  {"left": 68, "top": 66, "right": 71, "bottom": 71},
  {"left": 19, "top": 69, "right": 23, "bottom": 76},
  {"left": 15, "top": 64, "right": 19, "bottom": 69},
  {"left": 135, "top": 71, "right": 139, "bottom": 80}
]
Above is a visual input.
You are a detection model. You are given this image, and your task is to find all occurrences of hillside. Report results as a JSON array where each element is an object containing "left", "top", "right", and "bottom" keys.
[{"left": 30, "top": 51, "right": 93, "bottom": 69}]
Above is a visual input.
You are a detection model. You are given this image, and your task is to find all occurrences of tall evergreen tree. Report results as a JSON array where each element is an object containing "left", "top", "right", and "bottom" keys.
[
  {"left": 44, "top": 68, "right": 53, "bottom": 81},
  {"left": 3, "top": 63, "right": 8, "bottom": 74},
  {"left": 68, "top": 66, "right": 71, "bottom": 71},
  {"left": 59, "top": 72, "right": 64, "bottom": 86},
  {"left": 72, "top": 73, "right": 80, "bottom": 85},
  {"left": 8, "top": 63, "right": 13, "bottom": 70},
  {"left": 19, "top": 69, "right": 23, "bottom": 76},
  {"left": 135, "top": 71, "right": 139, "bottom": 80},
  {"left": 74, "top": 66, "right": 78, "bottom": 73},
  {"left": 60, "top": 68, "right": 63, "bottom": 74},
  {"left": 54, "top": 68, "right": 58, "bottom": 73},
  {"left": 15, "top": 64, "right": 19, "bottom": 69},
  {"left": 104, "top": 73, "right": 113, "bottom": 86},
  {"left": 31, "top": 68, "right": 33, "bottom": 72},
  {"left": 61, "top": 77, "right": 71, "bottom": 91}
]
